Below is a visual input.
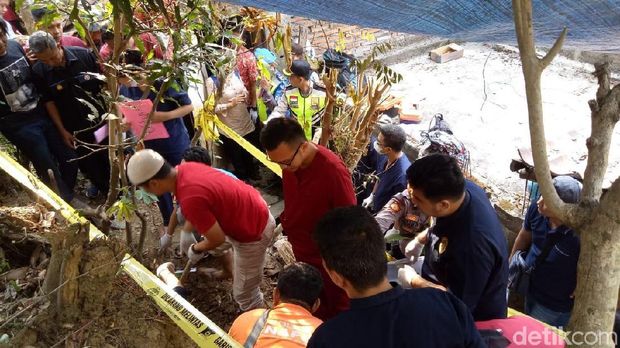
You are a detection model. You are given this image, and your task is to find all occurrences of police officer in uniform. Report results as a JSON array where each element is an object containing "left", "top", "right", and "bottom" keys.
[
  {"left": 266, "top": 60, "right": 326, "bottom": 141},
  {"left": 30, "top": 31, "right": 110, "bottom": 195}
]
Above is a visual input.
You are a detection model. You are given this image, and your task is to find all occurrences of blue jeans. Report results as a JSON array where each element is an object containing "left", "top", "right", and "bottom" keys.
[
  {"left": 0, "top": 115, "right": 77, "bottom": 201},
  {"left": 525, "top": 295, "right": 571, "bottom": 328}
]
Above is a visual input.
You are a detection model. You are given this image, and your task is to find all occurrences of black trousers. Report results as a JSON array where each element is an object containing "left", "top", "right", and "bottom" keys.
[
  {"left": 75, "top": 130, "right": 110, "bottom": 194},
  {"left": 220, "top": 126, "right": 261, "bottom": 180}
]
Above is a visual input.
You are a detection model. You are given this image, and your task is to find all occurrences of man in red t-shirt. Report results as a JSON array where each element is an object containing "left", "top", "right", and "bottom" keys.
[
  {"left": 127, "top": 149, "right": 276, "bottom": 311},
  {"left": 260, "top": 118, "right": 356, "bottom": 320}
]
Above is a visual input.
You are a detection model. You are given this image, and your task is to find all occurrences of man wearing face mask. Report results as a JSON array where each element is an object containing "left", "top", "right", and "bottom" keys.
[
  {"left": 260, "top": 117, "right": 356, "bottom": 320},
  {"left": 361, "top": 124, "right": 411, "bottom": 213}
]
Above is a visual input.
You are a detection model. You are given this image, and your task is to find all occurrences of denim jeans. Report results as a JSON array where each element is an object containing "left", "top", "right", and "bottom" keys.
[
  {"left": 0, "top": 115, "right": 77, "bottom": 201},
  {"left": 525, "top": 295, "right": 571, "bottom": 328}
]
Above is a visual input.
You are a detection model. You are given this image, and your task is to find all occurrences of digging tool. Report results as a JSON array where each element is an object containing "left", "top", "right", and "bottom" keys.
[{"left": 179, "top": 259, "right": 193, "bottom": 285}]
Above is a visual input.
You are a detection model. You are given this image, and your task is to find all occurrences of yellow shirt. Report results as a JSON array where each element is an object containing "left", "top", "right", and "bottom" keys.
[{"left": 228, "top": 303, "right": 323, "bottom": 348}]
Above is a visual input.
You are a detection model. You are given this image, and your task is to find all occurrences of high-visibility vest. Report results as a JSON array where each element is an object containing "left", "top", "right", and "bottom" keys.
[
  {"left": 256, "top": 60, "right": 272, "bottom": 122},
  {"left": 257, "top": 60, "right": 287, "bottom": 123},
  {"left": 284, "top": 85, "right": 327, "bottom": 140}
]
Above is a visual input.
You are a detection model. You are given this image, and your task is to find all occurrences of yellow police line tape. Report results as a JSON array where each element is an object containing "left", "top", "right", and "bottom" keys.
[
  {"left": 195, "top": 106, "right": 570, "bottom": 340},
  {"left": 195, "top": 105, "right": 282, "bottom": 178},
  {"left": 0, "top": 151, "right": 241, "bottom": 348}
]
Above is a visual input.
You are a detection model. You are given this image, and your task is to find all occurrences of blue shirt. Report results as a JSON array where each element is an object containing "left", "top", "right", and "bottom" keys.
[
  {"left": 373, "top": 154, "right": 411, "bottom": 212},
  {"left": 120, "top": 81, "right": 191, "bottom": 159},
  {"left": 523, "top": 203, "right": 580, "bottom": 312},
  {"left": 307, "top": 285, "right": 484, "bottom": 348},
  {"left": 422, "top": 180, "right": 508, "bottom": 321},
  {"left": 353, "top": 135, "right": 380, "bottom": 204}
]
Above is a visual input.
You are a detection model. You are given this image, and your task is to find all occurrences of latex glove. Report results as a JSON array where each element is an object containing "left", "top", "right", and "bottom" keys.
[
  {"left": 405, "top": 238, "right": 425, "bottom": 262},
  {"left": 397, "top": 264, "right": 419, "bottom": 289},
  {"left": 361, "top": 193, "right": 374, "bottom": 209},
  {"left": 179, "top": 230, "right": 197, "bottom": 257},
  {"left": 159, "top": 233, "right": 173, "bottom": 251},
  {"left": 187, "top": 243, "right": 205, "bottom": 265},
  {"left": 249, "top": 109, "right": 258, "bottom": 123},
  {"left": 384, "top": 228, "right": 400, "bottom": 242}
]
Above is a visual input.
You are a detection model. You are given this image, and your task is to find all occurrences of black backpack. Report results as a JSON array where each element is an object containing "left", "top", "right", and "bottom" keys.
[
  {"left": 420, "top": 114, "right": 471, "bottom": 175},
  {"left": 323, "top": 49, "right": 357, "bottom": 91}
]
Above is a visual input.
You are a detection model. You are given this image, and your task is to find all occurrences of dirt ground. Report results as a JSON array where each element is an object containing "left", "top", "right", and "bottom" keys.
[
  {"left": 5, "top": 39, "right": 617, "bottom": 346},
  {"left": 0, "top": 141, "right": 288, "bottom": 346},
  {"left": 389, "top": 42, "right": 620, "bottom": 215},
  {"left": 0, "top": 173, "right": 211, "bottom": 347}
]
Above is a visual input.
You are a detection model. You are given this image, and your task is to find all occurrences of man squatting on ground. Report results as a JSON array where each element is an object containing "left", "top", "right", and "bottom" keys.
[{"left": 127, "top": 149, "right": 276, "bottom": 311}]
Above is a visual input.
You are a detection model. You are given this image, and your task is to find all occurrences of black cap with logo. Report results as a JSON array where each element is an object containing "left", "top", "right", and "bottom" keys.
[{"left": 284, "top": 60, "right": 312, "bottom": 80}]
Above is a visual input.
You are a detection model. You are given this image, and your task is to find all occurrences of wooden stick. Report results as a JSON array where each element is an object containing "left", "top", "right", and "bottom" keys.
[{"left": 179, "top": 259, "right": 193, "bottom": 285}]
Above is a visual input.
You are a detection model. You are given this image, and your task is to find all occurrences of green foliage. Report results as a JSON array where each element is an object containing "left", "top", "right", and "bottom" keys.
[
  {"left": 384, "top": 232, "right": 407, "bottom": 243},
  {"left": 135, "top": 189, "right": 158, "bottom": 205},
  {"left": 0, "top": 257, "right": 10, "bottom": 273},
  {"left": 106, "top": 195, "right": 137, "bottom": 222},
  {"left": 8, "top": 280, "right": 21, "bottom": 292},
  {"left": 353, "top": 42, "right": 403, "bottom": 86}
]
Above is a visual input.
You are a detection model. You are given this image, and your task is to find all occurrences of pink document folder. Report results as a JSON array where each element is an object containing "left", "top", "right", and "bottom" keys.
[{"left": 119, "top": 99, "right": 169, "bottom": 141}]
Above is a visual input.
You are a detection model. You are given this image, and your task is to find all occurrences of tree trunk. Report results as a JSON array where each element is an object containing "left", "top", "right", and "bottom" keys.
[
  {"left": 512, "top": 2, "right": 620, "bottom": 346},
  {"left": 39, "top": 222, "right": 124, "bottom": 325},
  {"left": 568, "top": 178, "right": 620, "bottom": 348},
  {"left": 57, "top": 229, "right": 86, "bottom": 323},
  {"left": 18, "top": 6, "right": 34, "bottom": 34}
]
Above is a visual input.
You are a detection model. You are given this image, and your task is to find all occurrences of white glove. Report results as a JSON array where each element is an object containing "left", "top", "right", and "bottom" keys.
[
  {"left": 179, "top": 230, "right": 197, "bottom": 257},
  {"left": 159, "top": 233, "right": 173, "bottom": 251},
  {"left": 384, "top": 228, "right": 400, "bottom": 242},
  {"left": 397, "top": 264, "right": 419, "bottom": 289},
  {"left": 405, "top": 238, "right": 425, "bottom": 262},
  {"left": 156, "top": 262, "right": 175, "bottom": 278},
  {"left": 187, "top": 243, "right": 205, "bottom": 265},
  {"left": 250, "top": 109, "right": 258, "bottom": 123},
  {"left": 362, "top": 193, "right": 374, "bottom": 209}
]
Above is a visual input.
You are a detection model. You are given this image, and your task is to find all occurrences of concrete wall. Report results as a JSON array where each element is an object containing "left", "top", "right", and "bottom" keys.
[{"left": 284, "top": 15, "right": 414, "bottom": 58}]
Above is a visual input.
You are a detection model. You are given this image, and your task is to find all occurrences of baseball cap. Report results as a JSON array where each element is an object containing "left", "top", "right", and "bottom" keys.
[
  {"left": 284, "top": 60, "right": 311, "bottom": 80},
  {"left": 127, "top": 149, "right": 165, "bottom": 185},
  {"left": 553, "top": 176, "right": 582, "bottom": 204}
]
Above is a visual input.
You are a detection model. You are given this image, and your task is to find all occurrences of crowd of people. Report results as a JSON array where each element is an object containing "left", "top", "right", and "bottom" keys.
[{"left": 0, "top": 7, "right": 586, "bottom": 348}]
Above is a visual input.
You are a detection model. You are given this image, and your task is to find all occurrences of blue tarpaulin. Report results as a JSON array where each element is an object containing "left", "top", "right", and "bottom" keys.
[{"left": 224, "top": 0, "right": 620, "bottom": 52}]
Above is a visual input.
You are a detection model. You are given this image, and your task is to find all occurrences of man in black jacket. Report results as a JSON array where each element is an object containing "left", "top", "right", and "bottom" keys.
[
  {"left": 0, "top": 23, "right": 76, "bottom": 201},
  {"left": 29, "top": 31, "right": 110, "bottom": 195}
]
